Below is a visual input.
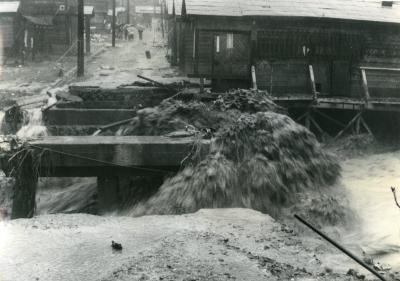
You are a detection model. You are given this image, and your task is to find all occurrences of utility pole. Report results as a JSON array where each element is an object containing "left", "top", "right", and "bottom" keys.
[
  {"left": 85, "top": 15, "right": 91, "bottom": 54},
  {"left": 112, "top": 0, "right": 116, "bottom": 47},
  {"left": 77, "top": 0, "right": 84, "bottom": 77},
  {"left": 126, "top": 0, "right": 130, "bottom": 24},
  {"left": 161, "top": 1, "right": 164, "bottom": 38}
]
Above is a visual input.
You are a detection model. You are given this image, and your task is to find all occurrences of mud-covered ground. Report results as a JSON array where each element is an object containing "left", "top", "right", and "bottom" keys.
[{"left": 0, "top": 208, "right": 381, "bottom": 281}]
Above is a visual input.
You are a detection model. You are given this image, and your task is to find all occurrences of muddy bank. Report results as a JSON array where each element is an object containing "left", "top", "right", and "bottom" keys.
[{"left": 0, "top": 208, "right": 375, "bottom": 281}]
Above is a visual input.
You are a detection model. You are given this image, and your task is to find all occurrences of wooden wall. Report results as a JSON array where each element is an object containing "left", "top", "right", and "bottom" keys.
[
  {"left": 0, "top": 15, "right": 15, "bottom": 49},
  {"left": 180, "top": 15, "right": 400, "bottom": 98}
]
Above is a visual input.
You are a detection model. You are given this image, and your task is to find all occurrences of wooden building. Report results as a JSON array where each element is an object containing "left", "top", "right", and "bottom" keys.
[
  {"left": 85, "top": 0, "right": 108, "bottom": 32},
  {"left": 19, "top": 0, "right": 94, "bottom": 57},
  {"left": 165, "top": 0, "right": 182, "bottom": 65},
  {"left": 0, "top": 1, "right": 20, "bottom": 59},
  {"left": 19, "top": 0, "right": 78, "bottom": 56},
  {"left": 179, "top": 0, "right": 400, "bottom": 97}
]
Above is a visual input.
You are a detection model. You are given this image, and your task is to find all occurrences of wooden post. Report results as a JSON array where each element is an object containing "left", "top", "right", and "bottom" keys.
[
  {"left": 97, "top": 176, "right": 120, "bottom": 213},
  {"left": 11, "top": 152, "right": 38, "bottom": 219},
  {"left": 77, "top": 0, "right": 84, "bottom": 77},
  {"left": 200, "top": 77, "right": 204, "bottom": 93},
  {"left": 251, "top": 65, "right": 257, "bottom": 90},
  {"left": 112, "top": 0, "right": 116, "bottom": 47},
  {"left": 126, "top": 0, "right": 130, "bottom": 24},
  {"left": 309, "top": 65, "right": 317, "bottom": 100},
  {"left": 361, "top": 69, "right": 370, "bottom": 102},
  {"left": 305, "top": 111, "right": 311, "bottom": 130},
  {"left": 85, "top": 16, "right": 91, "bottom": 54},
  {"left": 172, "top": 1, "right": 178, "bottom": 65}
]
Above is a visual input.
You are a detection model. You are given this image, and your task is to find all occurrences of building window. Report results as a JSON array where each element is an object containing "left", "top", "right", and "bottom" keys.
[
  {"left": 382, "top": 1, "right": 393, "bottom": 7},
  {"left": 227, "top": 33, "right": 234, "bottom": 49},
  {"left": 216, "top": 35, "right": 220, "bottom": 53}
]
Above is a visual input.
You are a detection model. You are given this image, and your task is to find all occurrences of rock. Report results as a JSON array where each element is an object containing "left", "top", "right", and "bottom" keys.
[{"left": 111, "top": 240, "right": 122, "bottom": 251}]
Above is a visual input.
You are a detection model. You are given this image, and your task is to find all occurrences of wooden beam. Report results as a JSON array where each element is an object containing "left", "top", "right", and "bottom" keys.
[
  {"left": 309, "top": 65, "right": 318, "bottom": 100},
  {"left": 360, "top": 117, "right": 373, "bottom": 136},
  {"left": 360, "top": 66, "right": 400, "bottom": 72},
  {"left": 199, "top": 77, "right": 204, "bottom": 93},
  {"left": 112, "top": 0, "right": 116, "bottom": 47},
  {"left": 313, "top": 109, "right": 346, "bottom": 128},
  {"left": 361, "top": 69, "right": 370, "bottom": 101},
  {"left": 251, "top": 65, "right": 257, "bottom": 90},
  {"left": 77, "top": 0, "right": 85, "bottom": 77},
  {"left": 85, "top": 16, "right": 91, "bottom": 54},
  {"left": 334, "top": 111, "right": 363, "bottom": 140},
  {"left": 11, "top": 153, "right": 38, "bottom": 219}
]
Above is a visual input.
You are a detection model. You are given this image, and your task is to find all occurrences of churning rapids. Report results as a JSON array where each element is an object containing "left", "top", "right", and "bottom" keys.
[{"left": 338, "top": 151, "right": 400, "bottom": 269}]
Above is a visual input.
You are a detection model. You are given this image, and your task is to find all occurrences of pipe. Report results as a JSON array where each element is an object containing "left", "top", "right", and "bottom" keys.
[
  {"left": 294, "top": 214, "right": 387, "bottom": 281},
  {"left": 137, "top": 75, "right": 177, "bottom": 93},
  {"left": 92, "top": 117, "right": 136, "bottom": 136}
]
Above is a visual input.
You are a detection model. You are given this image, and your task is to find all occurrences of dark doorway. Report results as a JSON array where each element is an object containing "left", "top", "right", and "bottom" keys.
[
  {"left": 331, "top": 60, "right": 351, "bottom": 96},
  {"left": 212, "top": 32, "right": 251, "bottom": 80}
]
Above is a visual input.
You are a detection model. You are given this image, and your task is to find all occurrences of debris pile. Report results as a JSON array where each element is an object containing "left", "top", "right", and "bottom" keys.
[{"left": 119, "top": 89, "right": 341, "bottom": 217}]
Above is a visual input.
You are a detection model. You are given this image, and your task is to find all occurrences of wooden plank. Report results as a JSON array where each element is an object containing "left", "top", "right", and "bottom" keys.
[
  {"left": 308, "top": 65, "right": 317, "bottom": 99},
  {"left": 251, "top": 65, "right": 257, "bottom": 90},
  {"left": 360, "top": 66, "right": 400, "bottom": 72},
  {"left": 361, "top": 69, "right": 370, "bottom": 101}
]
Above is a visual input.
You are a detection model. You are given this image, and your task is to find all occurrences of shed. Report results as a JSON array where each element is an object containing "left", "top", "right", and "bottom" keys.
[
  {"left": 85, "top": 0, "right": 108, "bottom": 32},
  {"left": 180, "top": 0, "right": 400, "bottom": 97},
  {"left": 0, "top": 1, "right": 20, "bottom": 56},
  {"left": 19, "top": 0, "right": 80, "bottom": 58}
]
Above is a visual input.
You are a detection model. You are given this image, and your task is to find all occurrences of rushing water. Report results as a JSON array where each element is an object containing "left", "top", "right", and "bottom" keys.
[
  {"left": 16, "top": 108, "right": 48, "bottom": 138},
  {"left": 339, "top": 151, "right": 400, "bottom": 269}
]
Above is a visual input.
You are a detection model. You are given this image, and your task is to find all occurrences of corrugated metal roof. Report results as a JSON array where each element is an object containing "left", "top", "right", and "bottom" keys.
[
  {"left": 84, "top": 5, "right": 94, "bottom": 15},
  {"left": 185, "top": 0, "right": 242, "bottom": 17},
  {"left": 0, "top": 1, "right": 20, "bottom": 13},
  {"left": 183, "top": 0, "right": 400, "bottom": 24}
]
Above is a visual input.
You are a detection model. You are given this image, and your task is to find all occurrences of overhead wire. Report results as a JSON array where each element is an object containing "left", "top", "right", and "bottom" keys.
[{"left": 28, "top": 144, "right": 179, "bottom": 175}]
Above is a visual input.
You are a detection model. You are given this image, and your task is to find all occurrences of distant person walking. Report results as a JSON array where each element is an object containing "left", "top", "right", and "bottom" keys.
[{"left": 137, "top": 24, "right": 144, "bottom": 40}]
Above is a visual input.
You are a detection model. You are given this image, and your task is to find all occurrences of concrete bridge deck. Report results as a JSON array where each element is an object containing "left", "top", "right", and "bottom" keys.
[{"left": 6, "top": 136, "right": 208, "bottom": 219}]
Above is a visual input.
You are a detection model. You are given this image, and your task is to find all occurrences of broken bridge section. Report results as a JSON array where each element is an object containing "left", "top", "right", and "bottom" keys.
[
  {"left": 3, "top": 136, "right": 209, "bottom": 219},
  {"left": 43, "top": 86, "right": 175, "bottom": 135}
]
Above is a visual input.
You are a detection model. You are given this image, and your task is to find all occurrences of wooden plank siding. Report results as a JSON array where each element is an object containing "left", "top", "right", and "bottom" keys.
[
  {"left": 179, "top": 14, "right": 400, "bottom": 97},
  {"left": 0, "top": 15, "right": 15, "bottom": 48},
  {"left": 197, "top": 30, "right": 213, "bottom": 75}
]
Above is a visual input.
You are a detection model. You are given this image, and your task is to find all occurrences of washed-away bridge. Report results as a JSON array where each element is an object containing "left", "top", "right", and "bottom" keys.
[{"left": 2, "top": 136, "right": 209, "bottom": 219}]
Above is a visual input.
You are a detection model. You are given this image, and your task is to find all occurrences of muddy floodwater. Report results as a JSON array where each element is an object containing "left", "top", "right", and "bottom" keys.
[{"left": 338, "top": 150, "right": 400, "bottom": 269}]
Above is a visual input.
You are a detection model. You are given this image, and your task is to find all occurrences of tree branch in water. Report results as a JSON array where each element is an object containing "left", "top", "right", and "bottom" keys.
[{"left": 391, "top": 187, "right": 400, "bottom": 209}]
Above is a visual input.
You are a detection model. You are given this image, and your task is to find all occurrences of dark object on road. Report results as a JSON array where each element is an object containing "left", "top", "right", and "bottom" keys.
[
  {"left": 294, "top": 214, "right": 387, "bottom": 281},
  {"left": 111, "top": 240, "right": 123, "bottom": 251},
  {"left": 145, "top": 50, "right": 151, "bottom": 59}
]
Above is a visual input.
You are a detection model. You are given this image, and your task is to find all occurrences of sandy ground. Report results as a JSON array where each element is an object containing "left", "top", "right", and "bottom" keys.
[{"left": 0, "top": 208, "right": 373, "bottom": 281}]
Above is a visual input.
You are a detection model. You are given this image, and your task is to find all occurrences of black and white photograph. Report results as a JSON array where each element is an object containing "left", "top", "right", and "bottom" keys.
[{"left": 0, "top": 0, "right": 400, "bottom": 280}]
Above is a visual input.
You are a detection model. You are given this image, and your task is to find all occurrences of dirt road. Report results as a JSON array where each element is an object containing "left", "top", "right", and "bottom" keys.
[{"left": 0, "top": 28, "right": 184, "bottom": 108}]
